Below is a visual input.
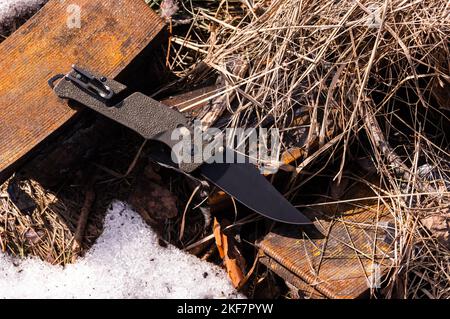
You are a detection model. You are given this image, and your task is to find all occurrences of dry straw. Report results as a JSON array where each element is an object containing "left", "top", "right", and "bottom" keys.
[{"left": 169, "top": 0, "right": 450, "bottom": 298}]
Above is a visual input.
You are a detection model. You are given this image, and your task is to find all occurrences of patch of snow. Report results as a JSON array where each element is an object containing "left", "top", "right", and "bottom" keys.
[
  {"left": 0, "top": 201, "right": 242, "bottom": 299},
  {"left": 0, "top": 0, "right": 46, "bottom": 29}
]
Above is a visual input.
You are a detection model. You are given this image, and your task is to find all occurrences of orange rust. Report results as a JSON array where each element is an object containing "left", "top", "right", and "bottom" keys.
[
  {"left": 208, "top": 191, "right": 227, "bottom": 205},
  {"left": 281, "top": 147, "right": 304, "bottom": 165},
  {"left": 0, "top": 0, "right": 165, "bottom": 181}
]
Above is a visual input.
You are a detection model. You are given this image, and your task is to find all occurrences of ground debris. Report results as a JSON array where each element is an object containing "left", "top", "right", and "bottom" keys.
[
  {"left": 128, "top": 164, "right": 179, "bottom": 230},
  {"left": 213, "top": 218, "right": 246, "bottom": 288},
  {"left": 422, "top": 209, "right": 450, "bottom": 249}
]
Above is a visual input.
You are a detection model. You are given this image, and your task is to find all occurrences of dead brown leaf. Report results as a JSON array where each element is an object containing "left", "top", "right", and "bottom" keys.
[
  {"left": 24, "top": 228, "right": 45, "bottom": 244},
  {"left": 213, "top": 218, "right": 246, "bottom": 288}
]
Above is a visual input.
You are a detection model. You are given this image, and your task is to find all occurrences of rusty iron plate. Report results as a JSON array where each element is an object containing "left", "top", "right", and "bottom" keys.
[
  {"left": 257, "top": 182, "right": 394, "bottom": 299},
  {"left": 259, "top": 255, "right": 327, "bottom": 299},
  {"left": 0, "top": 0, "right": 165, "bottom": 182}
]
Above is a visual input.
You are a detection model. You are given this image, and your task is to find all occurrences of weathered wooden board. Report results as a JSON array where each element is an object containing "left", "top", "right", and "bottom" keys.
[{"left": 0, "top": 0, "right": 165, "bottom": 181}]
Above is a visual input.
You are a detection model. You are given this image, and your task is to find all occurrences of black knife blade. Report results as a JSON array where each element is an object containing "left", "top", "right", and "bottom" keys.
[
  {"left": 50, "top": 65, "right": 312, "bottom": 225},
  {"left": 200, "top": 161, "right": 311, "bottom": 224}
]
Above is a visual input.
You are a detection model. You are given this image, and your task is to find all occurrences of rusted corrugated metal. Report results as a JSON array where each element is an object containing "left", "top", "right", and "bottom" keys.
[
  {"left": 258, "top": 184, "right": 394, "bottom": 299},
  {"left": 0, "top": 0, "right": 165, "bottom": 182}
]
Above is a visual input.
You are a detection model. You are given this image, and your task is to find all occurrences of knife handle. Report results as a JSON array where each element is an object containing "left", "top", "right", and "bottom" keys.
[{"left": 51, "top": 66, "right": 204, "bottom": 173}]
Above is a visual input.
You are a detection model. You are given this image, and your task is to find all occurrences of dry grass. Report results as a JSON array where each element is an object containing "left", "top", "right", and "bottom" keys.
[
  {"left": 0, "top": 178, "right": 76, "bottom": 264},
  {"left": 166, "top": 0, "right": 450, "bottom": 298}
]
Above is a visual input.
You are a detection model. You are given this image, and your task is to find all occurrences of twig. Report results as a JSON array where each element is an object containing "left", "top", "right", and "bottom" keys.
[{"left": 71, "top": 178, "right": 96, "bottom": 262}]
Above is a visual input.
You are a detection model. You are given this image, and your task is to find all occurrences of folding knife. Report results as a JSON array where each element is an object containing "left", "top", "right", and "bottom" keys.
[{"left": 48, "top": 65, "right": 311, "bottom": 225}]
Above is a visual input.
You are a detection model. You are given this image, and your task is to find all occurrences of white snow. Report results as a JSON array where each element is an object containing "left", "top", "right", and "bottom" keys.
[
  {"left": 0, "top": 201, "right": 242, "bottom": 299},
  {"left": 0, "top": 0, "right": 46, "bottom": 29}
]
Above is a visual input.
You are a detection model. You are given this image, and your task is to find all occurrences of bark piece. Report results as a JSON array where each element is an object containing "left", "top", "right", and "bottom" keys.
[{"left": 213, "top": 218, "right": 246, "bottom": 288}]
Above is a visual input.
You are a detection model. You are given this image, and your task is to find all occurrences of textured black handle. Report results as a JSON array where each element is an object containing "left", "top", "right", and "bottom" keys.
[{"left": 52, "top": 69, "right": 203, "bottom": 172}]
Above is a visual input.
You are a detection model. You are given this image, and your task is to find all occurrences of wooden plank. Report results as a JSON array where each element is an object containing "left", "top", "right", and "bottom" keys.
[{"left": 0, "top": 0, "right": 165, "bottom": 180}]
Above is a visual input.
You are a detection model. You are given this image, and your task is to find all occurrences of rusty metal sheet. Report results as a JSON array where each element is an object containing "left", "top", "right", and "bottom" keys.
[
  {"left": 0, "top": 0, "right": 165, "bottom": 182},
  {"left": 259, "top": 256, "right": 327, "bottom": 299},
  {"left": 258, "top": 183, "right": 394, "bottom": 299}
]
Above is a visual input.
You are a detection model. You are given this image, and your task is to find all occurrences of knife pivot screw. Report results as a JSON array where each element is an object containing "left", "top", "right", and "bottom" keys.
[{"left": 100, "top": 77, "right": 107, "bottom": 82}]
